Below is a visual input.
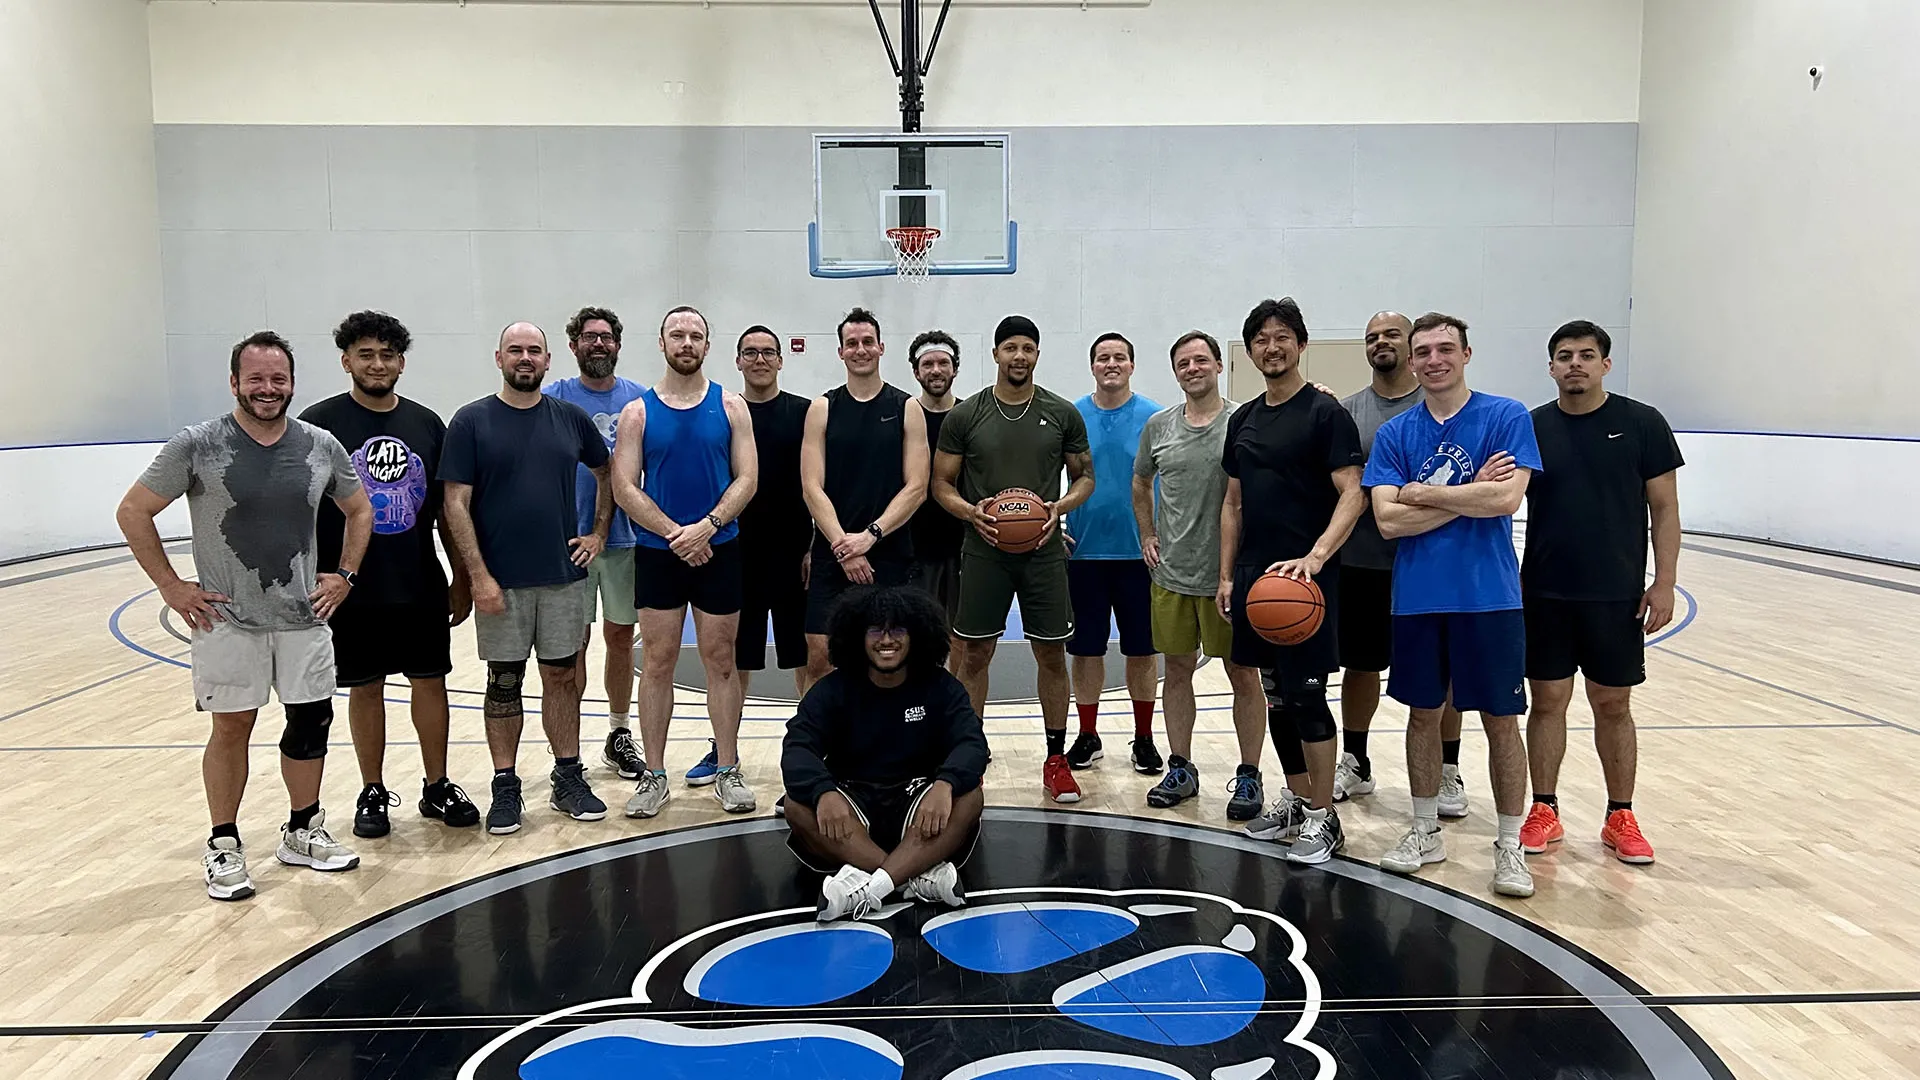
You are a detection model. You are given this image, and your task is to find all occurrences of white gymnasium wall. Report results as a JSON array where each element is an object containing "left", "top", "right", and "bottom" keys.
[
  {"left": 0, "top": 444, "right": 188, "bottom": 565},
  {"left": 146, "top": 0, "right": 1644, "bottom": 126},
  {"left": 1674, "top": 434, "right": 1920, "bottom": 566}
]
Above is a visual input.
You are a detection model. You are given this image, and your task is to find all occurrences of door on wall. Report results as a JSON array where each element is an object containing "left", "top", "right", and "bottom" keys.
[{"left": 1228, "top": 339, "right": 1371, "bottom": 402}]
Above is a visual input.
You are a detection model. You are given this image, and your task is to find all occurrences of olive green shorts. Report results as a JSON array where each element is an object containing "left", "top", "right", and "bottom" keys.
[{"left": 1149, "top": 581, "right": 1233, "bottom": 659}]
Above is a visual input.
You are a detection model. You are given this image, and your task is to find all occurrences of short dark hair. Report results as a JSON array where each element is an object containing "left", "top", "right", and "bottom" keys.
[
  {"left": 1169, "top": 330, "right": 1222, "bottom": 364},
  {"left": 567, "top": 306, "right": 623, "bottom": 344},
  {"left": 659, "top": 305, "right": 707, "bottom": 336},
  {"left": 838, "top": 307, "right": 882, "bottom": 345},
  {"left": 1242, "top": 297, "right": 1309, "bottom": 350},
  {"left": 737, "top": 325, "right": 780, "bottom": 354},
  {"left": 230, "top": 330, "right": 295, "bottom": 379},
  {"left": 1411, "top": 311, "right": 1471, "bottom": 350},
  {"left": 909, "top": 329, "right": 960, "bottom": 371},
  {"left": 825, "top": 586, "right": 951, "bottom": 677},
  {"left": 1548, "top": 320, "right": 1611, "bottom": 358},
  {"left": 333, "top": 310, "right": 411, "bottom": 356},
  {"left": 1089, "top": 332, "right": 1134, "bottom": 364}
]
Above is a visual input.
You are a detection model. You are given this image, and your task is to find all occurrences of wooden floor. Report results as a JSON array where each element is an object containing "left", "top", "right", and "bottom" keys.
[{"left": 1, "top": 533, "right": 1917, "bottom": 1079}]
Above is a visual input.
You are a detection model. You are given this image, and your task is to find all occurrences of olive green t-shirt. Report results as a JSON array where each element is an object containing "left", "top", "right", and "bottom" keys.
[{"left": 937, "top": 385, "right": 1090, "bottom": 561}]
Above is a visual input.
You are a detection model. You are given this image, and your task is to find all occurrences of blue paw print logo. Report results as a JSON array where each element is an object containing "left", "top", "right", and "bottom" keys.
[{"left": 459, "top": 888, "right": 1332, "bottom": 1080}]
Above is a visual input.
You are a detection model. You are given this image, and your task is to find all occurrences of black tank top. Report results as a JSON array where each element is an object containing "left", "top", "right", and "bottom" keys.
[{"left": 818, "top": 382, "right": 914, "bottom": 564}]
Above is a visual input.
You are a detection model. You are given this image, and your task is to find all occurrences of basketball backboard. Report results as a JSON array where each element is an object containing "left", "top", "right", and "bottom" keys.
[{"left": 810, "top": 132, "right": 1017, "bottom": 278}]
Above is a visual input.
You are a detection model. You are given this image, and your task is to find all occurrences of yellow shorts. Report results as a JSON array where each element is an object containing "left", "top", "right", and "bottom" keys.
[{"left": 1148, "top": 582, "right": 1232, "bottom": 659}]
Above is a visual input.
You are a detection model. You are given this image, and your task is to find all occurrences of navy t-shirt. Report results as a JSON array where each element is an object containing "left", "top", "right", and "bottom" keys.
[
  {"left": 439, "top": 395, "right": 610, "bottom": 590},
  {"left": 1362, "top": 392, "right": 1542, "bottom": 615}
]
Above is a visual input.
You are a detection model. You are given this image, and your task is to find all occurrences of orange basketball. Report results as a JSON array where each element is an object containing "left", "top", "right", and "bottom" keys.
[
  {"left": 988, "top": 488, "right": 1049, "bottom": 554},
  {"left": 1246, "top": 572, "right": 1325, "bottom": 646}
]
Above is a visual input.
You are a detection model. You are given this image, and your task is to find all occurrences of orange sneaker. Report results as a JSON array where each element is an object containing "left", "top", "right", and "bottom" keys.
[
  {"left": 1519, "top": 801, "right": 1564, "bottom": 854},
  {"left": 1043, "top": 754, "right": 1082, "bottom": 804},
  {"left": 1601, "top": 809, "right": 1655, "bottom": 864}
]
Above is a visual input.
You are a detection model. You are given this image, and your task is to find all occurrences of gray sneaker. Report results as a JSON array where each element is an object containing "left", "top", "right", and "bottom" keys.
[
  {"left": 1245, "top": 789, "right": 1306, "bottom": 841},
  {"left": 1332, "top": 752, "right": 1375, "bottom": 802},
  {"left": 1380, "top": 825, "right": 1448, "bottom": 875},
  {"left": 1492, "top": 841, "right": 1535, "bottom": 898},
  {"left": 549, "top": 762, "right": 607, "bottom": 821},
  {"left": 1146, "top": 757, "right": 1199, "bottom": 808},
  {"left": 1225, "top": 766, "right": 1266, "bottom": 822},
  {"left": 203, "top": 837, "right": 254, "bottom": 902},
  {"left": 714, "top": 766, "right": 758, "bottom": 814},
  {"left": 1439, "top": 764, "right": 1470, "bottom": 818},
  {"left": 276, "top": 810, "right": 359, "bottom": 872},
  {"left": 1286, "top": 807, "right": 1344, "bottom": 865},
  {"left": 625, "top": 770, "right": 671, "bottom": 818}
]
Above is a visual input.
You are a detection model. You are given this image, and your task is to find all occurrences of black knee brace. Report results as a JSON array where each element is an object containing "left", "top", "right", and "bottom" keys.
[
  {"left": 536, "top": 651, "right": 580, "bottom": 670},
  {"left": 486, "top": 660, "right": 527, "bottom": 719},
  {"left": 279, "top": 699, "right": 334, "bottom": 761},
  {"left": 1282, "top": 689, "right": 1337, "bottom": 745}
]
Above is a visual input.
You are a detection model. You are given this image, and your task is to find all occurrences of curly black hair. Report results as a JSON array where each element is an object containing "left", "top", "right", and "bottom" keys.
[
  {"left": 332, "top": 310, "right": 411, "bottom": 355},
  {"left": 567, "top": 306, "right": 623, "bottom": 345},
  {"left": 825, "top": 586, "right": 951, "bottom": 677}
]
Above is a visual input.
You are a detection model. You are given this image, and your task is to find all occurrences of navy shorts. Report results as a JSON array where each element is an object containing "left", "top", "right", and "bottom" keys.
[
  {"left": 1388, "top": 610, "right": 1527, "bottom": 716},
  {"left": 1067, "top": 559, "right": 1155, "bottom": 657}
]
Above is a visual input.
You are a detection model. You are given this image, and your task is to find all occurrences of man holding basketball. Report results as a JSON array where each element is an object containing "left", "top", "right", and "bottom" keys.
[
  {"left": 932, "top": 315, "right": 1094, "bottom": 804},
  {"left": 1220, "top": 299, "right": 1366, "bottom": 864},
  {"left": 1366, "top": 312, "right": 1540, "bottom": 898},
  {"left": 1520, "top": 321, "right": 1682, "bottom": 865}
]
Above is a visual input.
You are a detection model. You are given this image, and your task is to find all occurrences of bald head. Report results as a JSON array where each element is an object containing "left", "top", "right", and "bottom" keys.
[
  {"left": 499, "top": 321, "right": 547, "bottom": 350},
  {"left": 1364, "top": 311, "right": 1413, "bottom": 375},
  {"left": 496, "top": 321, "right": 551, "bottom": 392}
]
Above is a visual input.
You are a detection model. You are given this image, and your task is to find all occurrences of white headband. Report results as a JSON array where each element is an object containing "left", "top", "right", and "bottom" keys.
[{"left": 913, "top": 341, "right": 956, "bottom": 363}]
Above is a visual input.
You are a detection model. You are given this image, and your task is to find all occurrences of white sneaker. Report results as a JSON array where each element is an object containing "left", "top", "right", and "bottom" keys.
[
  {"left": 276, "top": 810, "right": 360, "bottom": 872},
  {"left": 1332, "top": 753, "right": 1375, "bottom": 802},
  {"left": 1379, "top": 825, "right": 1447, "bottom": 875},
  {"left": 817, "top": 865, "right": 881, "bottom": 922},
  {"left": 904, "top": 861, "right": 967, "bottom": 907},
  {"left": 204, "top": 837, "right": 254, "bottom": 901},
  {"left": 1492, "top": 841, "right": 1535, "bottom": 898},
  {"left": 625, "top": 771, "right": 671, "bottom": 818},
  {"left": 1438, "top": 765, "right": 1469, "bottom": 818},
  {"left": 1285, "top": 807, "right": 1345, "bottom": 865},
  {"left": 1244, "top": 789, "right": 1307, "bottom": 841},
  {"left": 713, "top": 766, "right": 758, "bottom": 814}
]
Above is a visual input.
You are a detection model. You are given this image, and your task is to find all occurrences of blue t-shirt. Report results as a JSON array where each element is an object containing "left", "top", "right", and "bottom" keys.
[
  {"left": 1067, "top": 393, "right": 1161, "bottom": 560},
  {"left": 1361, "top": 392, "right": 1542, "bottom": 615},
  {"left": 439, "top": 395, "right": 610, "bottom": 590},
  {"left": 544, "top": 376, "right": 645, "bottom": 548}
]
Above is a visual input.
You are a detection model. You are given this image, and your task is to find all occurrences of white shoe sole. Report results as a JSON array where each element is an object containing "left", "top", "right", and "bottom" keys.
[
  {"left": 686, "top": 772, "right": 719, "bottom": 787},
  {"left": 718, "top": 801, "right": 758, "bottom": 814},
  {"left": 1439, "top": 802, "right": 1469, "bottom": 819},
  {"left": 1068, "top": 750, "right": 1104, "bottom": 770},
  {"left": 1049, "top": 789, "right": 1082, "bottom": 804},
  {"left": 1380, "top": 847, "right": 1447, "bottom": 875},
  {"left": 1604, "top": 839, "right": 1655, "bottom": 865},
  {"left": 276, "top": 849, "right": 359, "bottom": 872},
  {"left": 1493, "top": 877, "right": 1536, "bottom": 898},
  {"left": 487, "top": 823, "right": 521, "bottom": 835},
  {"left": 625, "top": 800, "right": 668, "bottom": 819},
  {"left": 1243, "top": 823, "right": 1299, "bottom": 841},
  {"left": 602, "top": 754, "right": 642, "bottom": 780},
  {"left": 552, "top": 802, "right": 607, "bottom": 822},
  {"left": 1285, "top": 839, "right": 1341, "bottom": 864},
  {"left": 207, "top": 881, "right": 254, "bottom": 901},
  {"left": 1334, "top": 779, "right": 1376, "bottom": 802}
]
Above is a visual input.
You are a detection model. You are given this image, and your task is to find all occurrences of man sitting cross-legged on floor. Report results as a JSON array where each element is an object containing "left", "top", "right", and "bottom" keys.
[{"left": 783, "top": 586, "right": 990, "bottom": 922}]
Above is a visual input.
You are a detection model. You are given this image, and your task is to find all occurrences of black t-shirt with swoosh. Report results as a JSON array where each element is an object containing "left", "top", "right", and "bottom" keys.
[{"left": 1523, "top": 394, "right": 1684, "bottom": 602}]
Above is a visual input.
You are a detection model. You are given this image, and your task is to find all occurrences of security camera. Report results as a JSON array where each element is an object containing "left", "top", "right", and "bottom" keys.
[{"left": 1809, "top": 65, "right": 1825, "bottom": 88}]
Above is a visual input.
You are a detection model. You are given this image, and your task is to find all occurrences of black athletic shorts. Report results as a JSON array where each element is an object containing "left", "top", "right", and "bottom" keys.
[
  {"left": 1337, "top": 565, "right": 1395, "bottom": 673},
  {"left": 786, "top": 778, "right": 982, "bottom": 873},
  {"left": 914, "top": 554, "right": 962, "bottom": 626},
  {"left": 1524, "top": 595, "right": 1647, "bottom": 687},
  {"left": 634, "top": 539, "right": 743, "bottom": 616},
  {"left": 736, "top": 551, "right": 808, "bottom": 671},
  {"left": 1067, "top": 559, "right": 1154, "bottom": 657},
  {"left": 1228, "top": 562, "right": 1340, "bottom": 676},
  {"left": 330, "top": 600, "right": 452, "bottom": 688},
  {"left": 805, "top": 553, "right": 913, "bottom": 635}
]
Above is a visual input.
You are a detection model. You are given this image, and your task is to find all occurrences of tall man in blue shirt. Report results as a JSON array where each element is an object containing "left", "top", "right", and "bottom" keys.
[{"left": 1364, "top": 312, "right": 1540, "bottom": 899}]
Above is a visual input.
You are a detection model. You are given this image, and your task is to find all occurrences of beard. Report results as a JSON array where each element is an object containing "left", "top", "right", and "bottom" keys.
[
  {"left": 1368, "top": 350, "right": 1402, "bottom": 372},
  {"left": 578, "top": 350, "right": 617, "bottom": 380},
  {"left": 352, "top": 374, "right": 396, "bottom": 398},
  {"left": 504, "top": 368, "right": 543, "bottom": 392},
  {"left": 1003, "top": 366, "right": 1032, "bottom": 387},
  {"left": 667, "top": 351, "right": 705, "bottom": 375},
  {"left": 236, "top": 392, "right": 288, "bottom": 422},
  {"left": 916, "top": 372, "right": 951, "bottom": 396}
]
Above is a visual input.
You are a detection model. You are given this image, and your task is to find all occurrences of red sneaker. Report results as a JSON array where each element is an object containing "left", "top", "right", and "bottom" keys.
[
  {"left": 1601, "top": 809, "right": 1655, "bottom": 864},
  {"left": 1043, "top": 754, "right": 1082, "bottom": 804},
  {"left": 1519, "top": 801, "right": 1564, "bottom": 854}
]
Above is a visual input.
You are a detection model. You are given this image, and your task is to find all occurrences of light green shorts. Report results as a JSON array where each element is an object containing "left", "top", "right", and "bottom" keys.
[
  {"left": 585, "top": 546, "right": 638, "bottom": 627},
  {"left": 1149, "top": 581, "right": 1232, "bottom": 659}
]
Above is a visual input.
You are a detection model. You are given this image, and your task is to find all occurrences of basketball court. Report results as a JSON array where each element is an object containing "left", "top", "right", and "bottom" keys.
[{"left": 4, "top": 2, "right": 1919, "bottom": 1079}]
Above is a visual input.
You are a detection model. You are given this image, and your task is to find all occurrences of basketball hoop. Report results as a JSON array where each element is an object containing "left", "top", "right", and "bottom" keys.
[{"left": 886, "top": 226, "right": 941, "bottom": 282}]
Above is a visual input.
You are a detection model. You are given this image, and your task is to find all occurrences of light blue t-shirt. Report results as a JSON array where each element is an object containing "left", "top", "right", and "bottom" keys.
[
  {"left": 544, "top": 376, "right": 645, "bottom": 548},
  {"left": 1067, "top": 392, "right": 1161, "bottom": 560},
  {"left": 1362, "top": 391, "right": 1542, "bottom": 615}
]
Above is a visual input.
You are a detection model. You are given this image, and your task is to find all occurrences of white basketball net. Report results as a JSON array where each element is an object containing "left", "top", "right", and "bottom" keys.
[{"left": 886, "top": 227, "right": 941, "bottom": 283}]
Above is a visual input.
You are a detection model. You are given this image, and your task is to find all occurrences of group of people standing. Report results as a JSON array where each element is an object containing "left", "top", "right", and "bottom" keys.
[{"left": 118, "top": 293, "right": 1679, "bottom": 910}]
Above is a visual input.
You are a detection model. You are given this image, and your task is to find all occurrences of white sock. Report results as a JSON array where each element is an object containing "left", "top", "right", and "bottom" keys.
[
  {"left": 1411, "top": 796, "right": 1440, "bottom": 834},
  {"left": 1303, "top": 806, "right": 1329, "bottom": 822},
  {"left": 1496, "top": 814, "right": 1524, "bottom": 848},
  {"left": 867, "top": 869, "right": 896, "bottom": 899},
  {"left": 609, "top": 712, "right": 629, "bottom": 733}
]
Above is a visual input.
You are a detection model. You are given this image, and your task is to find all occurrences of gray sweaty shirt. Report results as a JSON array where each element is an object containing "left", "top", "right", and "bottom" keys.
[
  {"left": 139, "top": 415, "right": 361, "bottom": 631},
  {"left": 1340, "top": 383, "right": 1426, "bottom": 571},
  {"left": 1133, "top": 398, "right": 1236, "bottom": 596}
]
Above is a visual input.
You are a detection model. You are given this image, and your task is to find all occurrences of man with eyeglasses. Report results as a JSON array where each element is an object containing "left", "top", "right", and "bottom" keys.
[{"left": 732, "top": 326, "right": 813, "bottom": 702}]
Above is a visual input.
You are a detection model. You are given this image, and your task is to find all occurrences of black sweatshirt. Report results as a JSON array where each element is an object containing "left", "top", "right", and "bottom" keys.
[{"left": 782, "top": 668, "right": 989, "bottom": 808}]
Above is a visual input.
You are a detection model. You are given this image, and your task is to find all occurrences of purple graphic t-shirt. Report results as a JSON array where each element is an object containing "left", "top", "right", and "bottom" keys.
[{"left": 299, "top": 393, "right": 450, "bottom": 608}]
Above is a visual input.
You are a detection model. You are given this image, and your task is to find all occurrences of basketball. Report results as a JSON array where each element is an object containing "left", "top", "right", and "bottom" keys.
[
  {"left": 1246, "top": 572, "right": 1325, "bottom": 646},
  {"left": 988, "top": 487, "right": 1050, "bottom": 553}
]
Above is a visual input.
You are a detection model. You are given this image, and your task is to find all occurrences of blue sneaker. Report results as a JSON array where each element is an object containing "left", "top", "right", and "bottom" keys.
[{"left": 685, "top": 740, "right": 720, "bottom": 787}]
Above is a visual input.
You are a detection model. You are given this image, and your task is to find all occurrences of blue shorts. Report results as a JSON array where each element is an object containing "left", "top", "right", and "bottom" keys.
[
  {"left": 1388, "top": 610, "right": 1527, "bottom": 717},
  {"left": 1067, "top": 559, "right": 1155, "bottom": 658}
]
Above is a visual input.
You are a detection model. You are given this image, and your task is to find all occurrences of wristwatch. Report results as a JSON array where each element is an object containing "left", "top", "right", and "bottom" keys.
[
  {"left": 337, "top": 569, "right": 358, "bottom": 588},
  {"left": 706, "top": 513, "right": 724, "bottom": 531},
  {"left": 866, "top": 522, "right": 885, "bottom": 541}
]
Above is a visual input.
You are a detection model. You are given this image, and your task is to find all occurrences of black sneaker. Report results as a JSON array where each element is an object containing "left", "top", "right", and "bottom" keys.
[
  {"left": 1130, "top": 738, "right": 1165, "bottom": 774},
  {"left": 1065, "top": 732, "right": 1104, "bottom": 770},
  {"left": 1147, "top": 756, "right": 1199, "bottom": 809},
  {"left": 1225, "top": 765, "right": 1266, "bottom": 822},
  {"left": 421, "top": 778, "right": 480, "bottom": 828},
  {"left": 487, "top": 774, "right": 524, "bottom": 836},
  {"left": 353, "top": 783, "right": 399, "bottom": 839},
  {"left": 602, "top": 728, "right": 646, "bottom": 780},
  {"left": 550, "top": 762, "right": 608, "bottom": 821}
]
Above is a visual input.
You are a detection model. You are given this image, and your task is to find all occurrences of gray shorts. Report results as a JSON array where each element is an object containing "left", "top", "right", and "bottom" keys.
[
  {"left": 476, "top": 580, "right": 591, "bottom": 664},
  {"left": 190, "top": 622, "right": 336, "bottom": 713}
]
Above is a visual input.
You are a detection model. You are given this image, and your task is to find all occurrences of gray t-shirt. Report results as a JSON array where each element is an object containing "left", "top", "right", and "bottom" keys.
[
  {"left": 1133, "top": 398, "right": 1236, "bottom": 596},
  {"left": 1339, "top": 383, "right": 1426, "bottom": 571},
  {"left": 139, "top": 415, "right": 360, "bottom": 631}
]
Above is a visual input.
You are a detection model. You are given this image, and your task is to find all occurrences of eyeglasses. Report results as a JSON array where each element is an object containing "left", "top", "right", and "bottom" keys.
[
  {"left": 865, "top": 626, "right": 908, "bottom": 642},
  {"left": 739, "top": 348, "right": 781, "bottom": 361},
  {"left": 576, "top": 332, "right": 617, "bottom": 345}
]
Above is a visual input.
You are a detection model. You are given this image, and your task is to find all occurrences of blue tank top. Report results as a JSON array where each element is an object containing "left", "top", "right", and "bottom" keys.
[{"left": 636, "top": 381, "right": 740, "bottom": 549}]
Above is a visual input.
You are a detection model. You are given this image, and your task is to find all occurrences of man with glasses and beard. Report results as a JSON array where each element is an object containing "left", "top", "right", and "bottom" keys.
[
  {"left": 545, "top": 307, "right": 647, "bottom": 784},
  {"left": 118, "top": 331, "right": 374, "bottom": 901},
  {"left": 300, "top": 311, "right": 481, "bottom": 840},
  {"left": 440, "top": 322, "right": 614, "bottom": 836}
]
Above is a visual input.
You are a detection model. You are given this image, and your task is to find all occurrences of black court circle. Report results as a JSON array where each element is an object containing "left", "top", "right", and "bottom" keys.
[{"left": 151, "top": 812, "right": 1731, "bottom": 1080}]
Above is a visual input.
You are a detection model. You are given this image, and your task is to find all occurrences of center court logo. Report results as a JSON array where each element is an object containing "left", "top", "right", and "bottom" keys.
[
  {"left": 1416, "top": 443, "right": 1476, "bottom": 487},
  {"left": 353, "top": 435, "right": 428, "bottom": 535}
]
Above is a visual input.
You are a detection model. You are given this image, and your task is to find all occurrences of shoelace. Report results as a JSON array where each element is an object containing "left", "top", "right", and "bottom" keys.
[
  {"left": 609, "top": 732, "right": 641, "bottom": 761},
  {"left": 306, "top": 826, "right": 341, "bottom": 850},
  {"left": 1494, "top": 844, "right": 1528, "bottom": 876},
  {"left": 359, "top": 787, "right": 400, "bottom": 811},
  {"left": 1162, "top": 765, "right": 1192, "bottom": 788},
  {"left": 435, "top": 783, "right": 473, "bottom": 808},
  {"left": 1226, "top": 775, "right": 1261, "bottom": 800},
  {"left": 553, "top": 769, "right": 594, "bottom": 804},
  {"left": 1525, "top": 803, "right": 1557, "bottom": 830},
  {"left": 1297, "top": 815, "right": 1328, "bottom": 842},
  {"left": 1609, "top": 812, "right": 1647, "bottom": 844},
  {"left": 206, "top": 848, "right": 244, "bottom": 873}
]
